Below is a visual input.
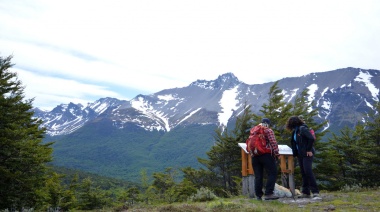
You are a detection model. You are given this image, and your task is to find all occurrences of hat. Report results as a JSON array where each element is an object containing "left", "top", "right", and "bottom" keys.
[{"left": 261, "top": 118, "right": 271, "bottom": 125}]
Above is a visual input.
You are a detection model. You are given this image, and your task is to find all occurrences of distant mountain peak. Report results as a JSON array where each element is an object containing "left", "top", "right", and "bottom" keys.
[
  {"left": 216, "top": 72, "right": 239, "bottom": 82},
  {"left": 190, "top": 72, "right": 241, "bottom": 90}
]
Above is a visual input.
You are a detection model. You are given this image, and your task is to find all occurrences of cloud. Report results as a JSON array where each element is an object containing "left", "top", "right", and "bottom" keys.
[
  {"left": 15, "top": 68, "right": 125, "bottom": 110},
  {"left": 1, "top": 0, "right": 380, "bottom": 110}
]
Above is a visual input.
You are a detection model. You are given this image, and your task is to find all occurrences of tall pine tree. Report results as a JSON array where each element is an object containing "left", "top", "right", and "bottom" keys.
[
  {"left": 193, "top": 104, "right": 255, "bottom": 196},
  {"left": 358, "top": 100, "right": 380, "bottom": 187},
  {"left": 256, "top": 81, "right": 293, "bottom": 144},
  {"left": 0, "top": 55, "right": 53, "bottom": 210}
]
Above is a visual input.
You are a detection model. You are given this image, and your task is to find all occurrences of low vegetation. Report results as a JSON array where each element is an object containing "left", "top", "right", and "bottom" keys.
[{"left": 82, "top": 188, "right": 380, "bottom": 212}]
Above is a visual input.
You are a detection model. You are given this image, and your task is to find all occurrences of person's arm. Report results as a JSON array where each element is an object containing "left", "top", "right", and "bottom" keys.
[
  {"left": 266, "top": 128, "right": 280, "bottom": 157},
  {"left": 300, "top": 126, "right": 315, "bottom": 156},
  {"left": 290, "top": 131, "right": 298, "bottom": 157}
]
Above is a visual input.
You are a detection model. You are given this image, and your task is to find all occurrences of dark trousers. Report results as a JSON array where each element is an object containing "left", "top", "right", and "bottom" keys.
[
  {"left": 251, "top": 153, "right": 277, "bottom": 197},
  {"left": 298, "top": 155, "right": 319, "bottom": 194}
]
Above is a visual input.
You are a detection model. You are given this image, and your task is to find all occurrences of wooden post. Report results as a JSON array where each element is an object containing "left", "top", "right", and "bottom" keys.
[
  {"left": 279, "top": 155, "right": 296, "bottom": 196},
  {"left": 279, "top": 155, "right": 287, "bottom": 173},
  {"left": 241, "top": 148, "right": 255, "bottom": 197},
  {"left": 241, "top": 149, "right": 249, "bottom": 196},
  {"left": 241, "top": 149, "right": 248, "bottom": 177},
  {"left": 247, "top": 154, "right": 254, "bottom": 175}
]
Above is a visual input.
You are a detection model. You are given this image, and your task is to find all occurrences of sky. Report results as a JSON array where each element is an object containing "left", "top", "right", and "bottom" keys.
[{"left": 1, "top": 0, "right": 380, "bottom": 111}]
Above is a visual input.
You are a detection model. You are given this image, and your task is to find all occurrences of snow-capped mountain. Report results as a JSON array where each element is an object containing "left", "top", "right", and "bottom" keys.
[
  {"left": 34, "top": 67, "right": 380, "bottom": 181},
  {"left": 34, "top": 68, "right": 380, "bottom": 136},
  {"left": 34, "top": 98, "right": 127, "bottom": 136}
]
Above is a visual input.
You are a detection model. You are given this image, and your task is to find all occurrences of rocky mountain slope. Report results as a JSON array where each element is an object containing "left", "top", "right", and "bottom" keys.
[{"left": 35, "top": 68, "right": 380, "bottom": 181}]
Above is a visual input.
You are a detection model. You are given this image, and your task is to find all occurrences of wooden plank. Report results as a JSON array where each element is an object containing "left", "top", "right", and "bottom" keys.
[
  {"left": 288, "top": 156, "right": 294, "bottom": 174},
  {"left": 241, "top": 149, "right": 247, "bottom": 176},
  {"left": 248, "top": 155, "right": 254, "bottom": 175},
  {"left": 280, "top": 155, "right": 287, "bottom": 172}
]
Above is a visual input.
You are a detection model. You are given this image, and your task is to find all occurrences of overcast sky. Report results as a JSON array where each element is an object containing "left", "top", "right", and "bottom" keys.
[{"left": 1, "top": 0, "right": 379, "bottom": 110}]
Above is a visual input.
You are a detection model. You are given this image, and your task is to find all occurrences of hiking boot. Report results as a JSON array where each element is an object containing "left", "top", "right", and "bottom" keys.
[
  {"left": 256, "top": 196, "right": 262, "bottom": 201},
  {"left": 313, "top": 193, "right": 322, "bottom": 199},
  {"left": 297, "top": 193, "right": 311, "bottom": 198},
  {"left": 264, "top": 194, "right": 279, "bottom": 200}
]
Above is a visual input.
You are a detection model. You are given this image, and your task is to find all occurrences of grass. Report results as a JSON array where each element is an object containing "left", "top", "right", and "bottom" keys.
[{"left": 109, "top": 189, "right": 380, "bottom": 212}]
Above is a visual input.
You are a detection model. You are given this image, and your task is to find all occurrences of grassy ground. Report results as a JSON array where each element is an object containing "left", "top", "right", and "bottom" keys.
[{"left": 116, "top": 189, "right": 380, "bottom": 212}]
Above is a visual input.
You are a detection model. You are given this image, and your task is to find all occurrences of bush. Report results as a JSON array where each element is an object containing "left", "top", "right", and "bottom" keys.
[
  {"left": 188, "top": 187, "right": 217, "bottom": 202},
  {"left": 340, "top": 183, "right": 365, "bottom": 192}
]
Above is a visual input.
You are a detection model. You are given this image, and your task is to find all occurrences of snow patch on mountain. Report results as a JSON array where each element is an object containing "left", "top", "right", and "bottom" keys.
[
  {"left": 90, "top": 101, "right": 109, "bottom": 114},
  {"left": 283, "top": 88, "right": 299, "bottom": 103},
  {"left": 307, "top": 84, "right": 318, "bottom": 103},
  {"left": 131, "top": 96, "right": 171, "bottom": 131},
  {"left": 191, "top": 80, "right": 215, "bottom": 90},
  {"left": 316, "top": 87, "right": 330, "bottom": 107},
  {"left": 364, "top": 99, "right": 374, "bottom": 109},
  {"left": 354, "top": 71, "right": 379, "bottom": 101},
  {"left": 218, "top": 86, "right": 239, "bottom": 126},
  {"left": 157, "top": 94, "right": 177, "bottom": 101},
  {"left": 178, "top": 108, "right": 202, "bottom": 125}
]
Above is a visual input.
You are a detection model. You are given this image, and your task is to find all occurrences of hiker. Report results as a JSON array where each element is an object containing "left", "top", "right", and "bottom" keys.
[
  {"left": 286, "top": 116, "right": 320, "bottom": 198},
  {"left": 247, "top": 118, "right": 280, "bottom": 200}
]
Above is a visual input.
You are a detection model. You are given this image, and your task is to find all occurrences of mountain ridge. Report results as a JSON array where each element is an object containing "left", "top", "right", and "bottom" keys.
[
  {"left": 35, "top": 67, "right": 379, "bottom": 136},
  {"left": 36, "top": 67, "right": 380, "bottom": 181}
]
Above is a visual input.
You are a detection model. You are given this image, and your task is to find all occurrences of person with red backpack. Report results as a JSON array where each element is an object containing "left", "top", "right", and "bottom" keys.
[
  {"left": 286, "top": 116, "right": 320, "bottom": 199},
  {"left": 246, "top": 118, "right": 280, "bottom": 200}
]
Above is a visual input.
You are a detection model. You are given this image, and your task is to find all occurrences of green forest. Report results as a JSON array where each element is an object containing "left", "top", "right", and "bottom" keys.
[{"left": 1, "top": 54, "right": 380, "bottom": 211}]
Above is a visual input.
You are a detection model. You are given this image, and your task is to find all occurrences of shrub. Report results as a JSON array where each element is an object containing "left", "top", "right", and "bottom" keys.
[
  {"left": 340, "top": 183, "right": 365, "bottom": 192},
  {"left": 188, "top": 187, "right": 217, "bottom": 202}
]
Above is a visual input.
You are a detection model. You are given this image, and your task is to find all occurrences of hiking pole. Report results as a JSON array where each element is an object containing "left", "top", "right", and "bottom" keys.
[
  {"left": 282, "top": 172, "right": 296, "bottom": 201},
  {"left": 289, "top": 186, "right": 296, "bottom": 201}
]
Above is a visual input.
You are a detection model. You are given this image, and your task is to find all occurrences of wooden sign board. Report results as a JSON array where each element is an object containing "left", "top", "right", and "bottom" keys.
[{"left": 238, "top": 143, "right": 293, "bottom": 155}]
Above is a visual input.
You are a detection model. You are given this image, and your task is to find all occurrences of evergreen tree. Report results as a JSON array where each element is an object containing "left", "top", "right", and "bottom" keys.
[
  {"left": 61, "top": 173, "right": 79, "bottom": 210},
  {"left": 181, "top": 166, "right": 221, "bottom": 194},
  {"left": 77, "top": 177, "right": 111, "bottom": 210},
  {"left": 125, "top": 187, "right": 140, "bottom": 205},
  {"left": 319, "top": 101, "right": 380, "bottom": 189},
  {"left": 328, "top": 125, "right": 367, "bottom": 187},
  {"left": 360, "top": 101, "right": 380, "bottom": 186},
  {"left": 152, "top": 167, "right": 178, "bottom": 203},
  {"left": 257, "top": 81, "right": 293, "bottom": 144},
  {"left": 195, "top": 105, "right": 254, "bottom": 196},
  {"left": 42, "top": 172, "right": 65, "bottom": 210},
  {"left": 0, "top": 55, "right": 53, "bottom": 210}
]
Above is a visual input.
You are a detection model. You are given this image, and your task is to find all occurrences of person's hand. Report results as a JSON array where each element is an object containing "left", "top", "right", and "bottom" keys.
[{"left": 306, "top": 151, "right": 313, "bottom": 157}]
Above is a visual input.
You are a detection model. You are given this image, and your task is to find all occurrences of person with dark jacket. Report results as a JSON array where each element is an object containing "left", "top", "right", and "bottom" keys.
[{"left": 286, "top": 116, "right": 320, "bottom": 198}]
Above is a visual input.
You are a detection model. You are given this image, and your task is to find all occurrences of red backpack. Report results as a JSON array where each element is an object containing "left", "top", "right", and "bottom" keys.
[
  {"left": 300, "top": 126, "right": 316, "bottom": 140},
  {"left": 310, "top": 128, "right": 316, "bottom": 140},
  {"left": 246, "top": 125, "right": 272, "bottom": 156}
]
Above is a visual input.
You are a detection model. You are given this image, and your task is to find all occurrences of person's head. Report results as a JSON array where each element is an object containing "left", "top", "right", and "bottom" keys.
[
  {"left": 286, "top": 116, "right": 304, "bottom": 131},
  {"left": 261, "top": 118, "right": 271, "bottom": 128}
]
